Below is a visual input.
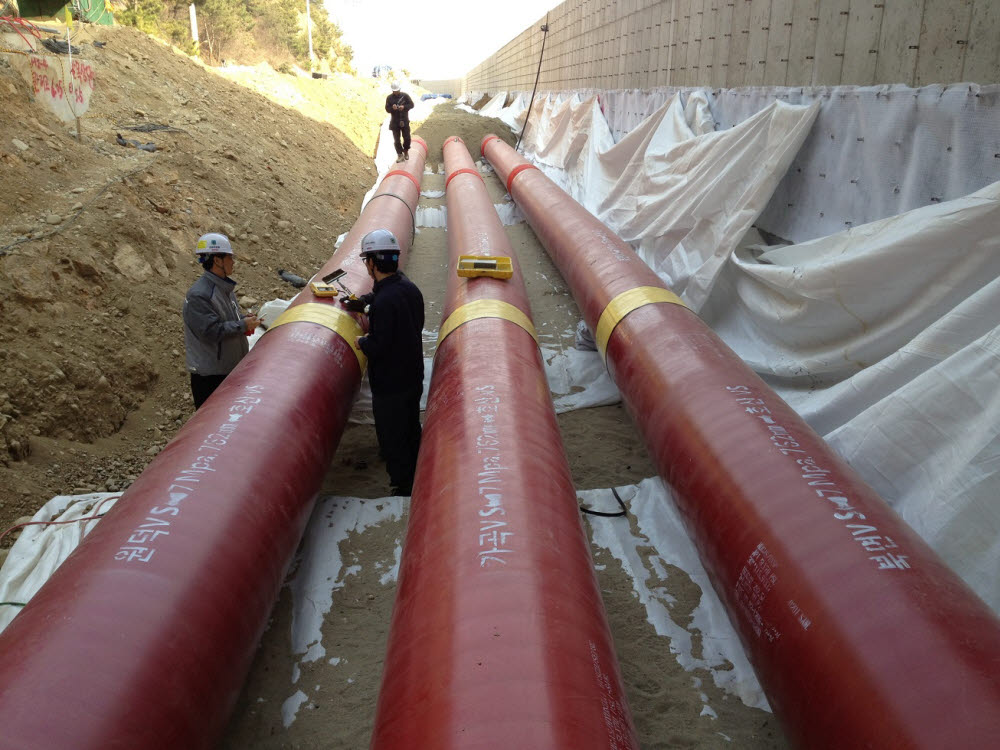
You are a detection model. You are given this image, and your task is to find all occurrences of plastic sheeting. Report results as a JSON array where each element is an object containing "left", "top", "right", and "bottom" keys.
[
  {"left": 516, "top": 92, "right": 821, "bottom": 312},
  {"left": 544, "top": 84, "right": 1000, "bottom": 245},
  {"left": 0, "top": 494, "right": 120, "bottom": 633},
  {"left": 480, "top": 88, "right": 1000, "bottom": 617}
]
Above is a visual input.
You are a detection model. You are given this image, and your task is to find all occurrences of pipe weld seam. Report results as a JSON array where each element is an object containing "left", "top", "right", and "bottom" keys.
[
  {"left": 267, "top": 302, "right": 367, "bottom": 368},
  {"left": 505, "top": 163, "right": 539, "bottom": 195},
  {"left": 444, "top": 167, "right": 484, "bottom": 190},
  {"left": 596, "top": 286, "right": 687, "bottom": 359},
  {"left": 481, "top": 135, "right": 502, "bottom": 156},
  {"left": 364, "top": 191, "right": 416, "bottom": 241},
  {"left": 436, "top": 299, "right": 538, "bottom": 350},
  {"left": 384, "top": 169, "right": 421, "bottom": 192}
]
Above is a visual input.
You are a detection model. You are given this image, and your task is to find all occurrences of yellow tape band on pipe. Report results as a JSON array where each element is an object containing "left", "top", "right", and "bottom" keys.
[
  {"left": 268, "top": 302, "right": 367, "bottom": 369},
  {"left": 595, "top": 286, "right": 686, "bottom": 359},
  {"left": 437, "top": 299, "right": 538, "bottom": 349}
]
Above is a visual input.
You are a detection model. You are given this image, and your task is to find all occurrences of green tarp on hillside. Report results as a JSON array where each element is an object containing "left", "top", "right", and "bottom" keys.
[{"left": 18, "top": 0, "right": 114, "bottom": 26}]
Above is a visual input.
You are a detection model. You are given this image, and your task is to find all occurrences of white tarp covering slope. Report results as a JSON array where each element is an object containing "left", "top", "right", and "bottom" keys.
[
  {"left": 486, "top": 88, "right": 1000, "bottom": 615},
  {"left": 516, "top": 91, "right": 821, "bottom": 312},
  {"left": 704, "top": 183, "right": 1000, "bottom": 611},
  {"left": 0, "top": 493, "right": 120, "bottom": 632},
  {"left": 477, "top": 91, "right": 508, "bottom": 118}
]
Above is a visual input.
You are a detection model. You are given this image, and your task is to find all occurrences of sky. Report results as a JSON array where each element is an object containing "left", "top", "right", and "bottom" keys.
[{"left": 323, "top": 0, "right": 560, "bottom": 80}]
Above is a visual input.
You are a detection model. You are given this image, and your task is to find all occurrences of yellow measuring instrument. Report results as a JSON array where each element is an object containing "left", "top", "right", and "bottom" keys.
[
  {"left": 310, "top": 268, "right": 355, "bottom": 299},
  {"left": 456, "top": 255, "right": 513, "bottom": 279}
]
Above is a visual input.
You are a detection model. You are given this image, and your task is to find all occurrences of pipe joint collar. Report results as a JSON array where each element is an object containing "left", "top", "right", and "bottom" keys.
[
  {"left": 437, "top": 299, "right": 538, "bottom": 350},
  {"left": 268, "top": 302, "right": 367, "bottom": 369},
  {"left": 595, "top": 286, "right": 686, "bottom": 360}
]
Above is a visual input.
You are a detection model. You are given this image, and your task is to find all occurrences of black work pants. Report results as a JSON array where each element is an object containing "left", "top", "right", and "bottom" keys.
[
  {"left": 372, "top": 386, "right": 422, "bottom": 495},
  {"left": 190, "top": 373, "right": 227, "bottom": 409},
  {"left": 391, "top": 123, "right": 411, "bottom": 155}
]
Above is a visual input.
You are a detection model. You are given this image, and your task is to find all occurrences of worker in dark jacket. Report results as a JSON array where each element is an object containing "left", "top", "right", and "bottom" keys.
[
  {"left": 385, "top": 81, "right": 414, "bottom": 163},
  {"left": 183, "top": 233, "right": 259, "bottom": 408},
  {"left": 347, "top": 229, "right": 424, "bottom": 495}
]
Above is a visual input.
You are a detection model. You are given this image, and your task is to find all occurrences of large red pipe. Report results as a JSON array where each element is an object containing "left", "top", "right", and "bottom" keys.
[
  {"left": 0, "top": 139, "right": 427, "bottom": 750},
  {"left": 482, "top": 135, "right": 1000, "bottom": 748},
  {"left": 370, "top": 137, "right": 638, "bottom": 749}
]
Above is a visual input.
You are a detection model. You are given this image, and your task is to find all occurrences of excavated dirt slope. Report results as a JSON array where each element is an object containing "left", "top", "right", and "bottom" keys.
[{"left": 0, "top": 24, "right": 385, "bottom": 545}]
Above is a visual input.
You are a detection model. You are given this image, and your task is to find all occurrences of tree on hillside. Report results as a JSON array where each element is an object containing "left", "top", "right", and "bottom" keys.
[
  {"left": 114, "top": 0, "right": 353, "bottom": 72},
  {"left": 195, "top": 0, "right": 255, "bottom": 62}
]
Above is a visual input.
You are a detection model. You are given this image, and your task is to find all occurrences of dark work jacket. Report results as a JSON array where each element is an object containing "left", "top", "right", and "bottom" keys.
[
  {"left": 358, "top": 272, "right": 424, "bottom": 395},
  {"left": 385, "top": 92, "right": 414, "bottom": 130}
]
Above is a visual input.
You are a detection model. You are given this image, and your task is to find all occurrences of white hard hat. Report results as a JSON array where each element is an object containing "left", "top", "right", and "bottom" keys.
[
  {"left": 195, "top": 233, "right": 233, "bottom": 256},
  {"left": 360, "top": 229, "right": 400, "bottom": 260},
  {"left": 390, "top": 81, "right": 400, "bottom": 91}
]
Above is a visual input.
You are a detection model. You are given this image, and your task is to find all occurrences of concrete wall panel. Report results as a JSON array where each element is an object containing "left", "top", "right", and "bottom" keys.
[
  {"left": 841, "top": 1, "right": 884, "bottom": 86},
  {"left": 727, "top": 0, "right": 752, "bottom": 87},
  {"left": 462, "top": 0, "right": 999, "bottom": 92},
  {"left": 874, "top": 0, "right": 922, "bottom": 85},
  {"left": 712, "top": 0, "right": 734, "bottom": 87},
  {"left": 812, "top": 0, "right": 849, "bottom": 85},
  {"left": 964, "top": 0, "right": 1000, "bottom": 84},
  {"left": 915, "top": 0, "right": 974, "bottom": 86},
  {"left": 746, "top": 0, "right": 771, "bottom": 86},
  {"left": 763, "top": 0, "right": 792, "bottom": 86}
]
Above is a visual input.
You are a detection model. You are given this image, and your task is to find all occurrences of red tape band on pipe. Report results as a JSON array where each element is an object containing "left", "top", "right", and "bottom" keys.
[
  {"left": 410, "top": 136, "right": 428, "bottom": 154},
  {"left": 385, "top": 169, "right": 421, "bottom": 192},
  {"left": 445, "top": 167, "right": 484, "bottom": 191},
  {"left": 481, "top": 135, "right": 502, "bottom": 156},
  {"left": 444, "top": 136, "right": 465, "bottom": 148},
  {"left": 505, "top": 163, "right": 538, "bottom": 195}
]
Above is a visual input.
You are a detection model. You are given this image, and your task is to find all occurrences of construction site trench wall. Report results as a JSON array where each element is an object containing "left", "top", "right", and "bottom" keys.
[{"left": 464, "top": 0, "right": 1000, "bottom": 93}]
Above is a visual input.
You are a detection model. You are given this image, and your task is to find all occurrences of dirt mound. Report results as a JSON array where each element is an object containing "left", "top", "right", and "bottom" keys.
[
  {"left": 412, "top": 102, "right": 517, "bottom": 164},
  {"left": 0, "top": 25, "right": 385, "bottom": 538}
]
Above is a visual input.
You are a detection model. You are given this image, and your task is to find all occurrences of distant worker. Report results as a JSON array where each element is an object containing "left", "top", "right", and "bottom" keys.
[
  {"left": 345, "top": 229, "right": 424, "bottom": 495},
  {"left": 183, "top": 233, "right": 259, "bottom": 409},
  {"left": 385, "top": 81, "right": 414, "bottom": 163}
]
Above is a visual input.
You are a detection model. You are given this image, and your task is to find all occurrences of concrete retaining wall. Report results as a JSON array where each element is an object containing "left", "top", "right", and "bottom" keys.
[{"left": 464, "top": 0, "right": 1000, "bottom": 92}]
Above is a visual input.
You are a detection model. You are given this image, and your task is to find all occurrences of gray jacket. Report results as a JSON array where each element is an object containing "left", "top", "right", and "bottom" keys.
[{"left": 183, "top": 271, "right": 249, "bottom": 376}]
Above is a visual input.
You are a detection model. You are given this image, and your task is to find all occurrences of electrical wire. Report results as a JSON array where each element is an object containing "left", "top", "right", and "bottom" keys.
[
  {"left": 515, "top": 17, "right": 549, "bottom": 153},
  {"left": 0, "top": 494, "right": 119, "bottom": 546},
  {"left": 579, "top": 487, "right": 629, "bottom": 518}
]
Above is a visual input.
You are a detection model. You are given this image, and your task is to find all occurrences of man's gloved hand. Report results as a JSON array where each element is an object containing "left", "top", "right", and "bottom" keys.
[{"left": 340, "top": 296, "right": 367, "bottom": 313}]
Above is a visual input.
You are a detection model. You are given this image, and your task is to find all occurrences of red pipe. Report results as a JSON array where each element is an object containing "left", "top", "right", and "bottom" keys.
[
  {"left": 0, "top": 150, "right": 426, "bottom": 749},
  {"left": 482, "top": 135, "right": 1000, "bottom": 749},
  {"left": 370, "top": 137, "right": 638, "bottom": 749}
]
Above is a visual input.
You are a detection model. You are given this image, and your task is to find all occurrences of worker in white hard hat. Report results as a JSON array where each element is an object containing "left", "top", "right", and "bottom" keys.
[
  {"left": 344, "top": 229, "right": 424, "bottom": 495},
  {"left": 182, "top": 232, "right": 259, "bottom": 408},
  {"left": 385, "top": 80, "right": 414, "bottom": 163}
]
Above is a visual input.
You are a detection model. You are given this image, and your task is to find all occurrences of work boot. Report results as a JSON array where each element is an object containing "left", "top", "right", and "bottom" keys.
[
  {"left": 396, "top": 153, "right": 404, "bottom": 163},
  {"left": 403, "top": 150, "right": 409, "bottom": 160}
]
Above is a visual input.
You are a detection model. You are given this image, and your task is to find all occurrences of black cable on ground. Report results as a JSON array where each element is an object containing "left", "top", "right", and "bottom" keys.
[
  {"left": 580, "top": 487, "right": 629, "bottom": 518},
  {"left": 515, "top": 17, "right": 550, "bottom": 153}
]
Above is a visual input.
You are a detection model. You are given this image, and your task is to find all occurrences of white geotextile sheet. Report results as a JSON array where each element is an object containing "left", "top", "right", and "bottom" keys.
[
  {"left": 517, "top": 91, "right": 821, "bottom": 312},
  {"left": 477, "top": 91, "right": 508, "bottom": 118},
  {"left": 597, "top": 84, "right": 1000, "bottom": 245},
  {"left": 0, "top": 493, "right": 120, "bottom": 632},
  {"left": 481, "top": 90, "right": 1000, "bottom": 616},
  {"left": 278, "top": 478, "right": 769, "bottom": 729},
  {"left": 703, "top": 183, "right": 1000, "bottom": 612}
]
